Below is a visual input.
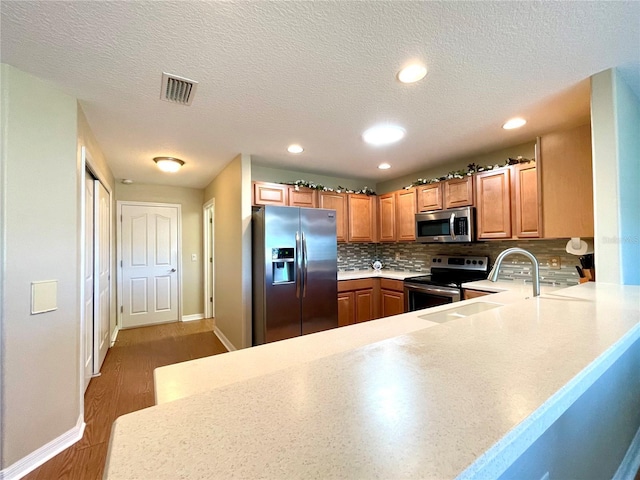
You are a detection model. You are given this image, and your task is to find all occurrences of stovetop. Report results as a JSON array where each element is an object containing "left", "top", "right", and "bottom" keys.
[{"left": 404, "top": 255, "right": 490, "bottom": 288}]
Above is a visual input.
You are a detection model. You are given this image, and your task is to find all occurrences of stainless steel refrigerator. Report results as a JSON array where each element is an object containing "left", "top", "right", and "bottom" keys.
[{"left": 252, "top": 205, "right": 338, "bottom": 345}]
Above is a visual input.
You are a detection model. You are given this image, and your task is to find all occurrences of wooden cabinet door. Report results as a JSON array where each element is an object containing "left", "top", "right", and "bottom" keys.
[
  {"left": 319, "top": 192, "right": 348, "bottom": 243},
  {"left": 378, "top": 193, "right": 396, "bottom": 242},
  {"left": 444, "top": 177, "right": 474, "bottom": 209},
  {"left": 540, "top": 123, "right": 593, "bottom": 238},
  {"left": 337, "top": 292, "right": 355, "bottom": 327},
  {"left": 354, "top": 289, "right": 374, "bottom": 323},
  {"left": 348, "top": 194, "right": 376, "bottom": 242},
  {"left": 381, "top": 290, "right": 404, "bottom": 317},
  {"left": 288, "top": 186, "right": 318, "bottom": 208},
  {"left": 418, "top": 183, "right": 443, "bottom": 212},
  {"left": 513, "top": 163, "right": 540, "bottom": 238},
  {"left": 475, "top": 169, "right": 512, "bottom": 239},
  {"left": 253, "top": 181, "right": 288, "bottom": 206},
  {"left": 462, "top": 289, "right": 491, "bottom": 300},
  {"left": 396, "top": 188, "right": 417, "bottom": 241}
]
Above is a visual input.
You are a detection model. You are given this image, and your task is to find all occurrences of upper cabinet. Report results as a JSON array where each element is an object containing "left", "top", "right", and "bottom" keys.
[
  {"left": 318, "top": 191, "right": 348, "bottom": 243},
  {"left": 475, "top": 169, "right": 512, "bottom": 240},
  {"left": 418, "top": 183, "right": 443, "bottom": 212},
  {"left": 539, "top": 123, "right": 594, "bottom": 238},
  {"left": 444, "top": 176, "right": 474, "bottom": 209},
  {"left": 348, "top": 194, "right": 377, "bottom": 242},
  {"left": 288, "top": 186, "right": 318, "bottom": 208},
  {"left": 513, "top": 162, "right": 540, "bottom": 238},
  {"left": 253, "top": 181, "right": 288, "bottom": 206},
  {"left": 396, "top": 188, "right": 417, "bottom": 241},
  {"left": 378, "top": 193, "right": 396, "bottom": 242}
]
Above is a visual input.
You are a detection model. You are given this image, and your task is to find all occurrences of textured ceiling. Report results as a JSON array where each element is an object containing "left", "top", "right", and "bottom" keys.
[{"left": 2, "top": 1, "right": 639, "bottom": 188}]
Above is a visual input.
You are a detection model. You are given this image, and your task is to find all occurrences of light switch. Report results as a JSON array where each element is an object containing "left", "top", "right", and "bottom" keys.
[
  {"left": 31, "top": 280, "right": 57, "bottom": 314},
  {"left": 191, "top": 253, "right": 197, "bottom": 262}
]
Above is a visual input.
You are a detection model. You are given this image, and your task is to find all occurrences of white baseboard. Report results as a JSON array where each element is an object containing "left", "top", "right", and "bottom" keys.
[
  {"left": 613, "top": 423, "right": 640, "bottom": 480},
  {"left": 110, "top": 325, "right": 119, "bottom": 346},
  {"left": 0, "top": 414, "right": 85, "bottom": 480},
  {"left": 182, "top": 313, "right": 204, "bottom": 322},
  {"left": 214, "top": 326, "right": 236, "bottom": 352}
]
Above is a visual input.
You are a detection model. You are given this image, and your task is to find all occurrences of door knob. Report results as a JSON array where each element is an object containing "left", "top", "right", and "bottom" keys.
[{"left": 170, "top": 268, "right": 177, "bottom": 272}]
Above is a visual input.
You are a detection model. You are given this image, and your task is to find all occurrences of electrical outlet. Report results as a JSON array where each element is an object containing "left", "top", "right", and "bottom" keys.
[
  {"left": 191, "top": 253, "right": 197, "bottom": 262},
  {"left": 549, "top": 256, "right": 560, "bottom": 269},
  {"left": 395, "top": 252, "right": 401, "bottom": 261}
]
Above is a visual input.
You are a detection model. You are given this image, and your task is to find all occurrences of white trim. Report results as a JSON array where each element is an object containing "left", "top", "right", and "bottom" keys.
[
  {"left": 214, "top": 326, "right": 236, "bottom": 352},
  {"left": 203, "top": 199, "right": 215, "bottom": 319},
  {"left": 116, "top": 201, "right": 183, "bottom": 329},
  {"left": 110, "top": 325, "right": 119, "bottom": 346},
  {"left": 0, "top": 415, "right": 85, "bottom": 480},
  {"left": 182, "top": 313, "right": 204, "bottom": 322},
  {"left": 613, "top": 424, "right": 640, "bottom": 480}
]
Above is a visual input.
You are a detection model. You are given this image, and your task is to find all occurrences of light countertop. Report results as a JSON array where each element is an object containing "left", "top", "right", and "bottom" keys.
[
  {"left": 338, "top": 269, "right": 418, "bottom": 281},
  {"left": 104, "top": 282, "right": 640, "bottom": 480}
]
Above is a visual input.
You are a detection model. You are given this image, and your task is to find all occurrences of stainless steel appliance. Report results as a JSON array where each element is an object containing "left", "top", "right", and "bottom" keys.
[
  {"left": 415, "top": 206, "right": 475, "bottom": 243},
  {"left": 404, "top": 255, "right": 489, "bottom": 311},
  {"left": 252, "top": 205, "right": 338, "bottom": 345}
]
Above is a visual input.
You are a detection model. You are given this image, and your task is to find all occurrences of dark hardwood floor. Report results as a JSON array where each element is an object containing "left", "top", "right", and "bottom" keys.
[{"left": 23, "top": 318, "right": 227, "bottom": 480}]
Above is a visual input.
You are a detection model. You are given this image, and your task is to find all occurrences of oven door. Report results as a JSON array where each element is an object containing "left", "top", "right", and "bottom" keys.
[{"left": 404, "top": 283, "right": 461, "bottom": 312}]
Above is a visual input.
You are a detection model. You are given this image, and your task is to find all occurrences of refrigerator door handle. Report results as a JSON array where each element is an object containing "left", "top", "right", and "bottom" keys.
[
  {"left": 302, "top": 232, "right": 308, "bottom": 297},
  {"left": 295, "top": 231, "right": 301, "bottom": 299}
]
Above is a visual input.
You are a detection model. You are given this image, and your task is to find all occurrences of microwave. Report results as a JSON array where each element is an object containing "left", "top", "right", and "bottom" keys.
[{"left": 415, "top": 206, "right": 475, "bottom": 243}]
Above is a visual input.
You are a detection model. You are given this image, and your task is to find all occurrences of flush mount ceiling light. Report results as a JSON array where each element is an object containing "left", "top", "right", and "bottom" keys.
[
  {"left": 397, "top": 64, "right": 428, "bottom": 84},
  {"left": 502, "top": 117, "right": 527, "bottom": 130},
  {"left": 287, "top": 144, "right": 304, "bottom": 154},
  {"left": 121, "top": 179, "right": 133, "bottom": 185},
  {"left": 378, "top": 163, "right": 391, "bottom": 170},
  {"left": 153, "top": 157, "right": 185, "bottom": 173},
  {"left": 362, "top": 125, "right": 406, "bottom": 146}
]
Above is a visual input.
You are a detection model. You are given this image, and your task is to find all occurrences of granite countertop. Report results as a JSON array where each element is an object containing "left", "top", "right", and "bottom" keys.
[
  {"left": 104, "top": 282, "right": 640, "bottom": 480},
  {"left": 338, "top": 269, "right": 419, "bottom": 281}
]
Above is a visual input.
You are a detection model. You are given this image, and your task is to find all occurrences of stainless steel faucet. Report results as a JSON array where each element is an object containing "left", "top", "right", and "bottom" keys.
[{"left": 488, "top": 247, "right": 541, "bottom": 297}]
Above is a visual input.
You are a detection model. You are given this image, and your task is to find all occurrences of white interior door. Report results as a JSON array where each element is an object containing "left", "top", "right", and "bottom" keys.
[
  {"left": 83, "top": 171, "right": 95, "bottom": 391},
  {"left": 121, "top": 204, "right": 180, "bottom": 328},
  {"left": 94, "top": 181, "right": 110, "bottom": 372}
]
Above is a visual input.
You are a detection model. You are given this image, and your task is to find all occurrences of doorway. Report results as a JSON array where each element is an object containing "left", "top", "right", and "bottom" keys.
[
  {"left": 203, "top": 200, "right": 215, "bottom": 319},
  {"left": 117, "top": 201, "right": 182, "bottom": 329},
  {"left": 81, "top": 147, "right": 112, "bottom": 392}
]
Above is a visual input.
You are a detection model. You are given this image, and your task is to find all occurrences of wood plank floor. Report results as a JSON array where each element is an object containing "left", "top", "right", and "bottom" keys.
[{"left": 23, "top": 318, "right": 227, "bottom": 480}]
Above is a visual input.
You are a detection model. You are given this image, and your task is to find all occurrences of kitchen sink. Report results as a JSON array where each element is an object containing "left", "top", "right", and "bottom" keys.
[{"left": 417, "top": 301, "right": 504, "bottom": 323}]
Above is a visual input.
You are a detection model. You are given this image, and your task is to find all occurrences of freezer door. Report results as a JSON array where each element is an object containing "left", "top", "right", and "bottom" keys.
[
  {"left": 262, "top": 205, "right": 302, "bottom": 343},
  {"left": 300, "top": 207, "right": 338, "bottom": 335}
]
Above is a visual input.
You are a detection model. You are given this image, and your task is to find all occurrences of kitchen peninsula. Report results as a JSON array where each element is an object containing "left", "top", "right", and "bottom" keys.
[{"left": 104, "top": 282, "right": 640, "bottom": 479}]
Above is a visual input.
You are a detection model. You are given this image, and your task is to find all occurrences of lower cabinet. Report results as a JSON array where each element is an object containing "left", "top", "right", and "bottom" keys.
[
  {"left": 462, "top": 289, "right": 492, "bottom": 300},
  {"left": 338, "top": 277, "right": 405, "bottom": 327}
]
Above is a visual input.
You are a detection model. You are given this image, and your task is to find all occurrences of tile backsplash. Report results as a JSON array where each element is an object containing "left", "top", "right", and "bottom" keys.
[{"left": 338, "top": 239, "right": 589, "bottom": 287}]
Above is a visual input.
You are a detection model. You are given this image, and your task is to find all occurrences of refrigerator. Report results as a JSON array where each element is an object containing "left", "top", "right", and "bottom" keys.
[{"left": 252, "top": 205, "right": 338, "bottom": 345}]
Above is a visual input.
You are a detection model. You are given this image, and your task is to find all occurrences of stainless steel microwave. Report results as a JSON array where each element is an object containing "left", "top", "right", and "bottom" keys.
[{"left": 415, "top": 206, "right": 475, "bottom": 243}]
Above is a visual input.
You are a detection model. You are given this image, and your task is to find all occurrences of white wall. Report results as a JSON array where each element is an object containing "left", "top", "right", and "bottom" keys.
[
  {"left": 591, "top": 68, "right": 640, "bottom": 285},
  {"left": 203, "top": 154, "right": 253, "bottom": 349},
  {"left": 1, "top": 64, "right": 81, "bottom": 468},
  {"left": 252, "top": 164, "right": 375, "bottom": 192}
]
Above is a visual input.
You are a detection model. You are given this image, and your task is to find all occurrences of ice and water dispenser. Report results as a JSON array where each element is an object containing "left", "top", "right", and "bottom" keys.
[{"left": 272, "top": 248, "right": 295, "bottom": 284}]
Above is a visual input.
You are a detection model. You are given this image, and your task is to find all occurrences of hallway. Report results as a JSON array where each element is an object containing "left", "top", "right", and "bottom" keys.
[{"left": 24, "top": 319, "right": 227, "bottom": 480}]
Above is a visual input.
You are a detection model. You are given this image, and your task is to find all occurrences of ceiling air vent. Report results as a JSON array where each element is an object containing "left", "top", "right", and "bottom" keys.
[{"left": 160, "top": 72, "right": 198, "bottom": 106}]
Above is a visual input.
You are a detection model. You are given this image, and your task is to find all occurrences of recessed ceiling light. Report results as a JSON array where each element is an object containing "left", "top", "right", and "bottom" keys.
[
  {"left": 287, "top": 144, "right": 304, "bottom": 154},
  {"left": 502, "top": 118, "right": 527, "bottom": 130},
  {"left": 153, "top": 157, "right": 185, "bottom": 173},
  {"left": 397, "top": 64, "right": 427, "bottom": 84},
  {"left": 378, "top": 163, "right": 391, "bottom": 170},
  {"left": 362, "top": 125, "right": 406, "bottom": 146}
]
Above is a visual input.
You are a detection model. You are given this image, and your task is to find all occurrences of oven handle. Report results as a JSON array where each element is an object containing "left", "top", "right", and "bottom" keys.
[
  {"left": 449, "top": 212, "right": 456, "bottom": 240},
  {"left": 404, "top": 283, "right": 461, "bottom": 297}
]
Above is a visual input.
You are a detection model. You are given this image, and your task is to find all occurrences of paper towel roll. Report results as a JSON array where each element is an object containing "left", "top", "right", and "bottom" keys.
[{"left": 565, "top": 237, "right": 594, "bottom": 255}]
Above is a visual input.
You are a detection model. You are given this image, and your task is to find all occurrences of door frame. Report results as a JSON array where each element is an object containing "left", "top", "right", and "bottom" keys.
[
  {"left": 116, "top": 201, "right": 183, "bottom": 329},
  {"left": 203, "top": 199, "right": 215, "bottom": 319},
  {"left": 79, "top": 146, "right": 114, "bottom": 397}
]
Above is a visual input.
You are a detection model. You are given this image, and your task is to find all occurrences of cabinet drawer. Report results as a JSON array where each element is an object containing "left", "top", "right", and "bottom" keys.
[
  {"left": 380, "top": 278, "right": 404, "bottom": 292},
  {"left": 338, "top": 278, "right": 374, "bottom": 292}
]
